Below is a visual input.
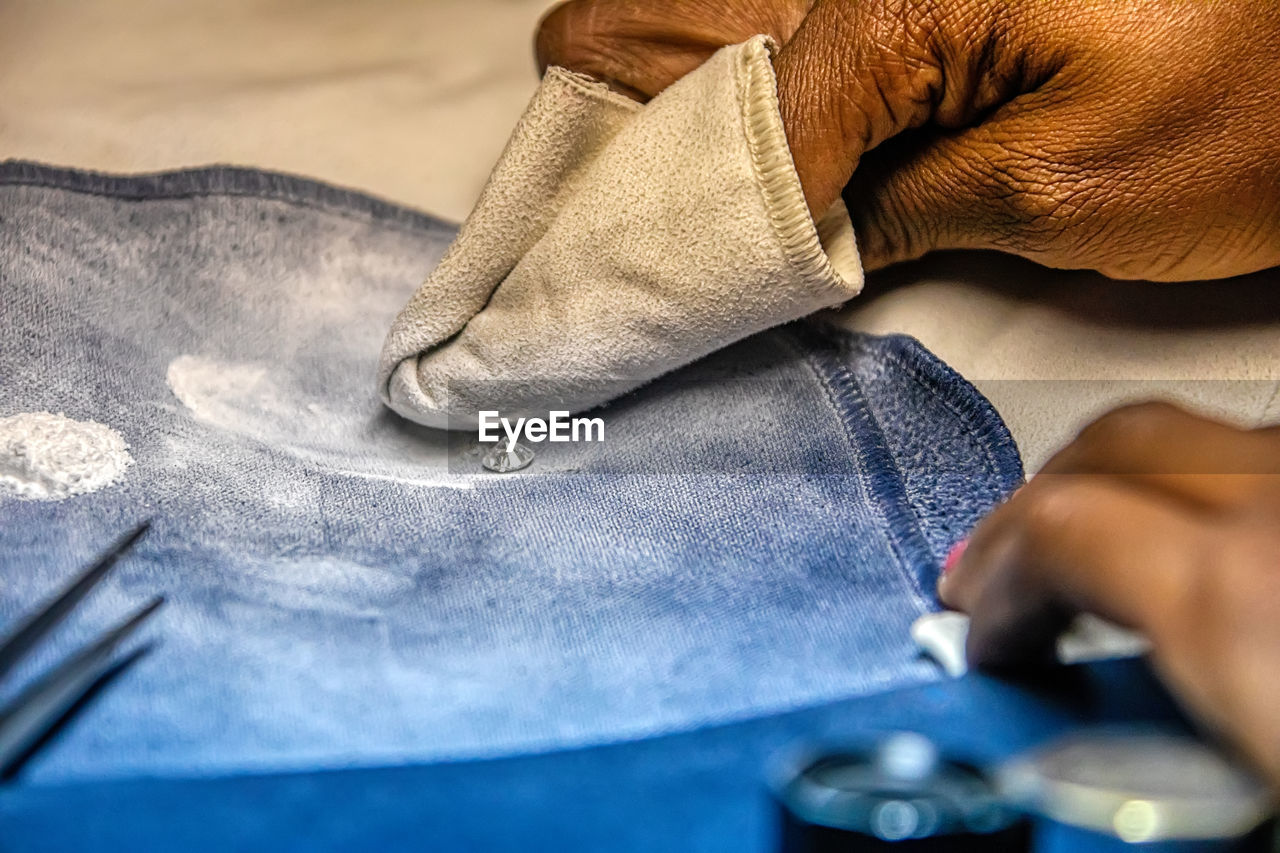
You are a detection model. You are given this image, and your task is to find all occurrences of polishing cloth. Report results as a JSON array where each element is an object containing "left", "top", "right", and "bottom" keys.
[{"left": 378, "top": 36, "right": 863, "bottom": 428}]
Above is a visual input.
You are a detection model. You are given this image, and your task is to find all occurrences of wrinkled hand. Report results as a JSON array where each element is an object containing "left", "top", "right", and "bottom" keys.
[
  {"left": 538, "top": 0, "right": 1280, "bottom": 280},
  {"left": 939, "top": 402, "right": 1280, "bottom": 785}
]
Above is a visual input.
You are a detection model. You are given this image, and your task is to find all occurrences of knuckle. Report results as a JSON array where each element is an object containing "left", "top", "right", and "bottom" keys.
[
  {"left": 1075, "top": 401, "right": 1185, "bottom": 449},
  {"left": 835, "top": 0, "right": 946, "bottom": 117},
  {"left": 1017, "top": 481, "right": 1093, "bottom": 547}
]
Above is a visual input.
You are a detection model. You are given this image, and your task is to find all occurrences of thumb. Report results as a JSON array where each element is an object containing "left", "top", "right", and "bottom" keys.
[{"left": 774, "top": 0, "right": 1060, "bottom": 220}]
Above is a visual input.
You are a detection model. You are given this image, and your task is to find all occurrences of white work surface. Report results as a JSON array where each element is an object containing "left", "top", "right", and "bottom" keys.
[{"left": 5, "top": 0, "right": 1277, "bottom": 470}]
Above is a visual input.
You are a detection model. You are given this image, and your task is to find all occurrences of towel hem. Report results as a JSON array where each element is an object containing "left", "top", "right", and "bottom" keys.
[{"left": 737, "top": 37, "right": 863, "bottom": 300}]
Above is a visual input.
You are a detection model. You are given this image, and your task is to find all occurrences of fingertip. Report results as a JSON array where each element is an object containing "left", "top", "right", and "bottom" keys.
[
  {"left": 943, "top": 538, "right": 968, "bottom": 575},
  {"left": 533, "top": 1, "right": 573, "bottom": 74},
  {"left": 935, "top": 537, "right": 968, "bottom": 602}
]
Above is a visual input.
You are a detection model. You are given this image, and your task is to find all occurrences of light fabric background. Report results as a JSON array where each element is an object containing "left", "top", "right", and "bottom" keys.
[{"left": 2, "top": 0, "right": 1278, "bottom": 469}]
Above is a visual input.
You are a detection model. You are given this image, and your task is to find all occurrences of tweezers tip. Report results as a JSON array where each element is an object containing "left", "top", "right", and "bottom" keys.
[
  {"left": 0, "top": 521, "right": 156, "bottom": 679},
  {"left": 120, "top": 519, "right": 153, "bottom": 547},
  {"left": 125, "top": 596, "right": 166, "bottom": 629}
]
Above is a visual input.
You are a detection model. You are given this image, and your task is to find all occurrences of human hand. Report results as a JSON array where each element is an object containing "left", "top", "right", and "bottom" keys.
[
  {"left": 938, "top": 402, "right": 1280, "bottom": 785},
  {"left": 538, "top": 0, "right": 1280, "bottom": 281}
]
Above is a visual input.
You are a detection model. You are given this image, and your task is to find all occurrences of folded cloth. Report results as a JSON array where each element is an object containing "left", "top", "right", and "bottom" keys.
[
  {"left": 378, "top": 36, "right": 863, "bottom": 429},
  {"left": 0, "top": 161, "right": 1018, "bottom": 789}
]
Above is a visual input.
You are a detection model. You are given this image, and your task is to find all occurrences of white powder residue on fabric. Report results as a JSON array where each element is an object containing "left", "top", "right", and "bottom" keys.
[
  {"left": 166, "top": 354, "right": 297, "bottom": 431},
  {"left": 0, "top": 412, "right": 133, "bottom": 500},
  {"left": 165, "top": 354, "right": 476, "bottom": 489}
]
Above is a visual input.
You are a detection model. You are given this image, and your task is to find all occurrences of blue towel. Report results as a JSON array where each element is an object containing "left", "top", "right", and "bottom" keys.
[{"left": 0, "top": 161, "right": 1020, "bottom": 792}]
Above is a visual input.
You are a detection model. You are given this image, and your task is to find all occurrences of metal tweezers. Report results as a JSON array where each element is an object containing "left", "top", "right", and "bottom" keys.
[{"left": 0, "top": 521, "right": 162, "bottom": 777}]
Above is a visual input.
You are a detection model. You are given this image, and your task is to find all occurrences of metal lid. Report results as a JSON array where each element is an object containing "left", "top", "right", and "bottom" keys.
[
  {"left": 777, "top": 733, "right": 1023, "bottom": 841},
  {"left": 996, "top": 730, "right": 1274, "bottom": 842}
]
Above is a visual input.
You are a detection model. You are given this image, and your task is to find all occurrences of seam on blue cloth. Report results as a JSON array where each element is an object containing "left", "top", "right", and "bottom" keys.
[
  {"left": 851, "top": 334, "right": 1024, "bottom": 595},
  {"left": 0, "top": 159, "right": 454, "bottom": 237},
  {"left": 779, "top": 325, "right": 936, "bottom": 610},
  {"left": 784, "top": 323, "right": 1024, "bottom": 604},
  {"left": 854, "top": 333, "right": 1024, "bottom": 499}
]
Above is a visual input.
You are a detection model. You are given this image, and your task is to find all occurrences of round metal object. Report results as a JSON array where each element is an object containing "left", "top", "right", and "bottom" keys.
[
  {"left": 997, "top": 730, "right": 1274, "bottom": 845},
  {"left": 775, "top": 733, "right": 1030, "bottom": 851}
]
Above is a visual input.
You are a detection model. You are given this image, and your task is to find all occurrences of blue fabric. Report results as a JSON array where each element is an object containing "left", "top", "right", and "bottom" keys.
[
  {"left": 0, "top": 659, "right": 1191, "bottom": 851},
  {"left": 1, "top": 161, "right": 1025, "bottom": 842}
]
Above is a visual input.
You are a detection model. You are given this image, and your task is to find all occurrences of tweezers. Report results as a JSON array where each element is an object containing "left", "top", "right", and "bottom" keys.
[{"left": 0, "top": 521, "right": 163, "bottom": 777}]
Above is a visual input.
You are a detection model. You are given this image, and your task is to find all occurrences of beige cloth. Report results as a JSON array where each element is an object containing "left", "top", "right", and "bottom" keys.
[
  {"left": 379, "top": 37, "right": 863, "bottom": 428},
  {"left": 4, "top": 0, "right": 1277, "bottom": 464}
]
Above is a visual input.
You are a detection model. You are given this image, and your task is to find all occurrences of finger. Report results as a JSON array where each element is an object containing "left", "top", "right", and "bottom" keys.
[
  {"left": 1036, "top": 401, "right": 1280, "bottom": 509},
  {"left": 534, "top": 1, "right": 576, "bottom": 75},
  {"left": 534, "top": 1, "right": 677, "bottom": 100},
  {"left": 535, "top": 0, "right": 816, "bottom": 101},
  {"left": 939, "top": 475, "right": 1209, "bottom": 668}
]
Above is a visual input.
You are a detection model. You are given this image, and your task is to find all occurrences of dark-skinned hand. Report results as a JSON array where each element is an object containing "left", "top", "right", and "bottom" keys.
[
  {"left": 537, "top": 0, "right": 1280, "bottom": 279},
  {"left": 939, "top": 402, "right": 1280, "bottom": 787}
]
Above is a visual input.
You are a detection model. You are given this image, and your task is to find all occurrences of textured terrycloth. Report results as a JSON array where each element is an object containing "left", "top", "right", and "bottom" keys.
[
  {"left": 378, "top": 37, "right": 863, "bottom": 428},
  {"left": 0, "top": 162, "right": 1020, "bottom": 792}
]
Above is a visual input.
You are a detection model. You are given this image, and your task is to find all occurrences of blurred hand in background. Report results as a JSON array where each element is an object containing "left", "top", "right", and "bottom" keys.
[{"left": 940, "top": 403, "right": 1280, "bottom": 787}]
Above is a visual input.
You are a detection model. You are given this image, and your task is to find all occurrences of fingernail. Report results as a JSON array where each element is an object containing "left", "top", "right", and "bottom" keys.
[{"left": 942, "top": 539, "right": 968, "bottom": 575}]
